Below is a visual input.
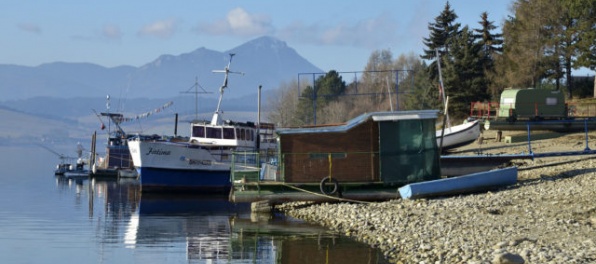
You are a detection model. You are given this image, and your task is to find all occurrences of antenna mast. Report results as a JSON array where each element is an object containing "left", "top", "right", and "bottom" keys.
[
  {"left": 211, "top": 53, "right": 244, "bottom": 125},
  {"left": 180, "top": 76, "right": 212, "bottom": 122}
]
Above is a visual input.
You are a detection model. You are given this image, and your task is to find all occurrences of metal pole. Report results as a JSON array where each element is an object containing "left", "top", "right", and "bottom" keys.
[
  {"left": 526, "top": 122, "right": 533, "bottom": 154},
  {"left": 312, "top": 73, "right": 317, "bottom": 125},
  {"left": 394, "top": 71, "right": 399, "bottom": 111},
  {"left": 436, "top": 49, "right": 450, "bottom": 128},
  {"left": 257, "top": 85, "right": 261, "bottom": 150},
  {"left": 174, "top": 113, "right": 178, "bottom": 137},
  {"left": 584, "top": 119, "right": 590, "bottom": 151}
]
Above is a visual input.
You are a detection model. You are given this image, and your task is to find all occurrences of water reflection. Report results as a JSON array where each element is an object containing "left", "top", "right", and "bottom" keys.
[{"left": 54, "top": 175, "right": 389, "bottom": 263}]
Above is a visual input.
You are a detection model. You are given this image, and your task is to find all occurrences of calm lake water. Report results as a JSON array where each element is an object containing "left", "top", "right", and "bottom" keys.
[{"left": 0, "top": 145, "right": 390, "bottom": 264}]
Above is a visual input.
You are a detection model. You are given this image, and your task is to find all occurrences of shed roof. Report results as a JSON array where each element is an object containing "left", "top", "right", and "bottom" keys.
[{"left": 276, "top": 110, "right": 439, "bottom": 135}]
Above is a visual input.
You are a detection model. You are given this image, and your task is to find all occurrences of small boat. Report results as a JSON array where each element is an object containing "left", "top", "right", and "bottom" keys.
[
  {"left": 117, "top": 168, "right": 139, "bottom": 178},
  {"left": 63, "top": 157, "right": 90, "bottom": 178},
  {"left": 399, "top": 166, "right": 518, "bottom": 199},
  {"left": 436, "top": 119, "right": 481, "bottom": 150},
  {"left": 40, "top": 143, "right": 90, "bottom": 176},
  {"left": 128, "top": 54, "right": 276, "bottom": 193}
]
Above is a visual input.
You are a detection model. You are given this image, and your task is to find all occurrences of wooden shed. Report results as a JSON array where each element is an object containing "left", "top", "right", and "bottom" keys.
[{"left": 276, "top": 111, "right": 441, "bottom": 186}]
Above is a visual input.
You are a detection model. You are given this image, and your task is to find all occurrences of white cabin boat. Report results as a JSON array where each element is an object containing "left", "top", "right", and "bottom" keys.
[{"left": 128, "top": 54, "right": 276, "bottom": 192}]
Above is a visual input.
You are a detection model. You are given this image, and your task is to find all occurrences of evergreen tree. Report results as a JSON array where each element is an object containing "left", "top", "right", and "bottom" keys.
[
  {"left": 294, "top": 70, "right": 346, "bottom": 125},
  {"left": 400, "top": 60, "right": 436, "bottom": 111},
  {"left": 474, "top": 12, "right": 504, "bottom": 56},
  {"left": 315, "top": 70, "right": 346, "bottom": 103},
  {"left": 421, "top": 1, "right": 461, "bottom": 80},
  {"left": 442, "top": 26, "right": 488, "bottom": 119},
  {"left": 473, "top": 12, "right": 504, "bottom": 99}
]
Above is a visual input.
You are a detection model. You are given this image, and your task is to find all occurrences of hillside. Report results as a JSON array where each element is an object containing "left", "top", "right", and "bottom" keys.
[{"left": 0, "top": 107, "right": 89, "bottom": 145}]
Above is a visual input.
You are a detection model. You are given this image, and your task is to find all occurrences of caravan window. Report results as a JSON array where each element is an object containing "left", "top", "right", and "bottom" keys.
[
  {"left": 206, "top": 127, "right": 222, "bottom": 139},
  {"left": 192, "top": 125, "right": 205, "bottom": 138},
  {"left": 546, "top": 97, "right": 558, "bottom": 105},
  {"left": 223, "top": 127, "right": 235, "bottom": 139}
]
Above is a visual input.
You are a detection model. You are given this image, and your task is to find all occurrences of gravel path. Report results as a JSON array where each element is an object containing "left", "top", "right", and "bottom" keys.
[{"left": 279, "top": 131, "right": 596, "bottom": 263}]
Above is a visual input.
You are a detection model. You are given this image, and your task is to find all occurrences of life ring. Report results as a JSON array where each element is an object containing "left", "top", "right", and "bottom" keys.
[{"left": 319, "top": 176, "right": 339, "bottom": 195}]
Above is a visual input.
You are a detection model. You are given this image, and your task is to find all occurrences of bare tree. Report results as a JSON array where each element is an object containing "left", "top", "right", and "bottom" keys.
[{"left": 266, "top": 79, "right": 302, "bottom": 127}]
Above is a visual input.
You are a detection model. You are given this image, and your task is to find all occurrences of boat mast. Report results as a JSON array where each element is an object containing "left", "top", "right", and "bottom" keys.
[
  {"left": 211, "top": 53, "right": 244, "bottom": 125},
  {"left": 436, "top": 49, "right": 451, "bottom": 128}
]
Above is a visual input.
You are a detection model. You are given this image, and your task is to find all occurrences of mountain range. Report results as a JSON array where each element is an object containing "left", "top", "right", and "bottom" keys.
[
  {"left": 0, "top": 36, "right": 324, "bottom": 146},
  {"left": 0, "top": 36, "right": 322, "bottom": 101}
]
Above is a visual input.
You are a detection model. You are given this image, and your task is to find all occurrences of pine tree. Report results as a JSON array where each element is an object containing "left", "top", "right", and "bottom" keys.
[
  {"left": 421, "top": 1, "right": 461, "bottom": 80},
  {"left": 442, "top": 26, "right": 488, "bottom": 119},
  {"left": 473, "top": 12, "right": 504, "bottom": 99}
]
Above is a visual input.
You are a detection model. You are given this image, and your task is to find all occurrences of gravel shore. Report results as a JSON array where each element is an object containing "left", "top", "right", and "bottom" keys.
[{"left": 279, "top": 131, "right": 596, "bottom": 263}]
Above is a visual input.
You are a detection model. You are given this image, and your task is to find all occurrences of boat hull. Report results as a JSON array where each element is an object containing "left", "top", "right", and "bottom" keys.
[
  {"left": 129, "top": 140, "right": 233, "bottom": 193},
  {"left": 139, "top": 167, "right": 231, "bottom": 193},
  {"left": 399, "top": 166, "right": 518, "bottom": 199},
  {"left": 437, "top": 120, "right": 481, "bottom": 150}
]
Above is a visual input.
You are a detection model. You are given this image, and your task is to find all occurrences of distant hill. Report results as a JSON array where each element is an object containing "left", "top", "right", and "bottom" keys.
[
  {"left": 0, "top": 91, "right": 277, "bottom": 145},
  {"left": 0, "top": 106, "right": 89, "bottom": 146},
  {"left": 0, "top": 36, "right": 322, "bottom": 101}
]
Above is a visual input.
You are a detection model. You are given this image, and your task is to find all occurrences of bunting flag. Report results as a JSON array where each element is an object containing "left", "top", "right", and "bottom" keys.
[{"left": 121, "top": 101, "right": 174, "bottom": 123}]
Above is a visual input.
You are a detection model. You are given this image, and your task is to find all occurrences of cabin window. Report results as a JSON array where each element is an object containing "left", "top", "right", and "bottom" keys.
[
  {"left": 502, "top": 98, "right": 515, "bottom": 105},
  {"left": 546, "top": 97, "right": 558, "bottom": 105},
  {"left": 206, "top": 127, "right": 222, "bottom": 139},
  {"left": 249, "top": 129, "right": 254, "bottom": 141},
  {"left": 309, "top": 153, "right": 347, "bottom": 159},
  {"left": 223, "top": 127, "right": 235, "bottom": 139},
  {"left": 192, "top": 125, "right": 205, "bottom": 138},
  {"left": 240, "top": 129, "right": 246, "bottom": 140}
]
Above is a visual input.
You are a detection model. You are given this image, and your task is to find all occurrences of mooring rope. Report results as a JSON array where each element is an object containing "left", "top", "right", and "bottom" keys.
[{"left": 280, "top": 183, "right": 377, "bottom": 204}]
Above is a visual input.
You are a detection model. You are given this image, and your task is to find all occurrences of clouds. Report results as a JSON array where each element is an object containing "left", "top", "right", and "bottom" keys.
[
  {"left": 194, "top": 7, "right": 273, "bottom": 36},
  {"left": 102, "top": 25, "right": 122, "bottom": 40},
  {"left": 13, "top": 6, "right": 401, "bottom": 50},
  {"left": 193, "top": 7, "right": 399, "bottom": 49},
  {"left": 138, "top": 19, "right": 177, "bottom": 38},
  {"left": 17, "top": 23, "right": 41, "bottom": 34},
  {"left": 277, "top": 13, "right": 399, "bottom": 49}
]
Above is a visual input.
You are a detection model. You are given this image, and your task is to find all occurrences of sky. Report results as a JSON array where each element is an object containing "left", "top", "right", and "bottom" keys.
[{"left": 2, "top": 0, "right": 517, "bottom": 72}]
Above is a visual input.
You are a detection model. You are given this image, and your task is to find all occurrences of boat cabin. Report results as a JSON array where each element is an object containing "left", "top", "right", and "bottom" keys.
[
  {"left": 275, "top": 111, "right": 441, "bottom": 186},
  {"left": 190, "top": 120, "right": 275, "bottom": 150}
]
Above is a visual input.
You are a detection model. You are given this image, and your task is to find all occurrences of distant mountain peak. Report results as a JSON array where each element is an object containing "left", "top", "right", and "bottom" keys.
[{"left": 242, "top": 36, "right": 288, "bottom": 51}]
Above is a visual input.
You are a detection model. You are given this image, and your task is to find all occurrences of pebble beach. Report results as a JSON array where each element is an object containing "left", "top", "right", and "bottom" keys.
[{"left": 279, "top": 130, "right": 596, "bottom": 263}]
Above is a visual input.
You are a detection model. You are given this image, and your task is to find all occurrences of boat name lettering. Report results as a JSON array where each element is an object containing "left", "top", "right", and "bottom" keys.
[
  {"left": 188, "top": 159, "right": 212, "bottom": 166},
  {"left": 145, "top": 148, "right": 171, "bottom": 156}
]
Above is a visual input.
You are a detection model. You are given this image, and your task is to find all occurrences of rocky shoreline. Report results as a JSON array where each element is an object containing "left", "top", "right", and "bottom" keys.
[{"left": 278, "top": 131, "right": 596, "bottom": 263}]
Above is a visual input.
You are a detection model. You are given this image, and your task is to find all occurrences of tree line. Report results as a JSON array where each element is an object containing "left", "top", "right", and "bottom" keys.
[{"left": 268, "top": 0, "right": 596, "bottom": 127}]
